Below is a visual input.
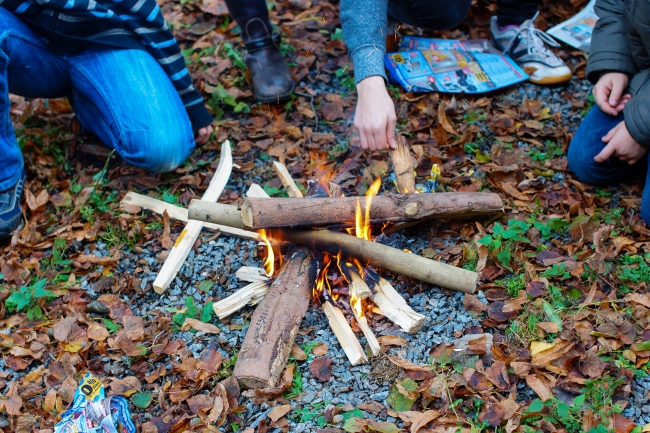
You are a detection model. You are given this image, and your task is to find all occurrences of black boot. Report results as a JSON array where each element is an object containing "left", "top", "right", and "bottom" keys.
[{"left": 242, "top": 19, "right": 294, "bottom": 103}]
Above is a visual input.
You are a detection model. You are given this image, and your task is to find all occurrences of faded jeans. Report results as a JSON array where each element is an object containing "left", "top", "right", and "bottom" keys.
[
  {"left": 567, "top": 106, "right": 650, "bottom": 223},
  {"left": 0, "top": 6, "right": 195, "bottom": 191}
]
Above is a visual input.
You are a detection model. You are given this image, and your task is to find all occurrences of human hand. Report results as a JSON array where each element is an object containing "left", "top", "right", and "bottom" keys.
[
  {"left": 195, "top": 125, "right": 213, "bottom": 145},
  {"left": 354, "top": 76, "right": 397, "bottom": 151},
  {"left": 594, "top": 120, "right": 647, "bottom": 165},
  {"left": 593, "top": 72, "right": 631, "bottom": 116}
]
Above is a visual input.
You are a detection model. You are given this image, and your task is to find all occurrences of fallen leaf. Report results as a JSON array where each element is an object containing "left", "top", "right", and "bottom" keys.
[
  {"left": 438, "top": 101, "right": 456, "bottom": 134},
  {"left": 537, "top": 322, "right": 559, "bottom": 334},
  {"left": 187, "top": 394, "right": 213, "bottom": 415},
  {"left": 530, "top": 340, "right": 555, "bottom": 356},
  {"left": 291, "top": 344, "right": 307, "bottom": 361},
  {"left": 161, "top": 210, "right": 174, "bottom": 250},
  {"left": 398, "top": 410, "right": 440, "bottom": 433},
  {"left": 310, "top": 357, "right": 332, "bottom": 381},
  {"left": 377, "top": 336, "right": 407, "bottom": 346},
  {"left": 312, "top": 342, "right": 329, "bottom": 357},
  {"left": 463, "top": 294, "right": 488, "bottom": 313},
  {"left": 526, "top": 374, "right": 551, "bottom": 401},
  {"left": 110, "top": 376, "right": 140, "bottom": 397},
  {"left": 87, "top": 322, "right": 109, "bottom": 341},
  {"left": 5, "top": 395, "right": 22, "bottom": 416},
  {"left": 268, "top": 404, "right": 293, "bottom": 422},
  {"left": 485, "top": 361, "right": 510, "bottom": 390},
  {"left": 181, "top": 318, "right": 221, "bottom": 334}
]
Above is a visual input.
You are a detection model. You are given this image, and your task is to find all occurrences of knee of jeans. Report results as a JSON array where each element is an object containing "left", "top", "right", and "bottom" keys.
[
  {"left": 567, "top": 140, "right": 604, "bottom": 185},
  {"left": 119, "top": 128, "right": 195, "bottom": 173}
]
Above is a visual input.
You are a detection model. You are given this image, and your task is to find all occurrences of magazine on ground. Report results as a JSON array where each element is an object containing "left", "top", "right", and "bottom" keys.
[
  {"left": 547, "top": 0, "right": 597, "bottom": 51},
  {"left": 385, "top": 36, "right": 529, "bottom": 94}
]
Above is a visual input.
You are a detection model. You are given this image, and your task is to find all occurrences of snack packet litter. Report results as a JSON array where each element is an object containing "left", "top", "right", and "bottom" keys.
[{"left": 55, "top": 373, "right": 136, "bottom": 433}]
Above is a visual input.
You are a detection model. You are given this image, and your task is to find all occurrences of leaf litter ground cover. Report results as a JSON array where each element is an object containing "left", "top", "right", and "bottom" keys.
[{"left": 2, "top": 0, "right": 650, "bottom": 432}]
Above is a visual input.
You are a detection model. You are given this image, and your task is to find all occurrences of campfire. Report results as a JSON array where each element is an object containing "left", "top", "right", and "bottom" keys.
[{"left": 121, "top": 138, "right": 503, "bottom": 390}]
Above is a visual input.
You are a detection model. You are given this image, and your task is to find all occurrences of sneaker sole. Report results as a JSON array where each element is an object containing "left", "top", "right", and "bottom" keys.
[{"left": 523, "top": 66, "right": 572, "bottom": 85}]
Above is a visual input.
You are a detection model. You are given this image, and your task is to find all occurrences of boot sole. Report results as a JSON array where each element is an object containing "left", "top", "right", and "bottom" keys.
[{"left": 254, "top": 85, "right": 296, "bottom": 104}]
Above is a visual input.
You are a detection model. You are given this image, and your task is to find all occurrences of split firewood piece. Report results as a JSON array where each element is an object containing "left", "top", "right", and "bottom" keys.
[
  {"left": 276, "top": 228, "right": 478, "bottom": 294},
  {"left": 236, "top": 266, "right": 269, "bottom": 283},
  {"left": 153, "top": 142, "right": 233, "bottom": 294},
  {"left": 247, "top": 183, "right": 270, "bottom": 198},
  {"left": 364, "top": 272, "right": 425, "bottom": 334},
  {"left": 322, "top": 301, "right": 369, "bottom": 365},
  {"left": 346, "top": 275, "right": 381, "bottom": 356},
  {"left": 341, "top": 262, "right": 371, "bottom": 300},
  {"left": 235, "top": 192, "right": 503, "bottom": 230},
  {"left": 390, "top": 134, "right": 416, "bottom": 193},
  {"left": 212, "top": 281, "right": 270, "bottom": 320},
  {"left": 272, "top": 161, "right": 303, "bottom": 198},
  {"left": 233, "top": 248, "right": 318, "bottom": 388},
  {"left": 121, "top": 192, "right": 259, "bottom": 241}
]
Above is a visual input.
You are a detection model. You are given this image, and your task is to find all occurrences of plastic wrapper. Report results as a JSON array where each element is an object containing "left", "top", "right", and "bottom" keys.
[{"left": 55, "top": 373, "right": 136, "bottom": 433}]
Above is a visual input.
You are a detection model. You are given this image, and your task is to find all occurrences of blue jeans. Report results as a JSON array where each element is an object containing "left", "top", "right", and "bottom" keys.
[
  {"left": 568, "top": 106, "right": 650, "bottom": 222},
  {"left": 0, "top": 7, "right": 195, "bottom": 191}
]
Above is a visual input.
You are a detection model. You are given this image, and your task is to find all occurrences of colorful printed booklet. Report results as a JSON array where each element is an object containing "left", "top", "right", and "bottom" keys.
[
  {"left": 385, "top": 36, "right": 529, "bottom": 94},
  {"left": 547, "top": 0, "right": 597, "bottom": 51}
]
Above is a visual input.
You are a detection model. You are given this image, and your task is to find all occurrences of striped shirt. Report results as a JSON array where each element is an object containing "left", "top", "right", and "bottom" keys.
[{"left": 1, "top": 0, "right": 213, "bottom": 130}]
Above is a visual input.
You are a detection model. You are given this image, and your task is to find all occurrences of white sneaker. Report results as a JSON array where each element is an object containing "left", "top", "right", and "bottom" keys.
[{"left": 490, "top": 15, "right": 572, "bottom": 85}]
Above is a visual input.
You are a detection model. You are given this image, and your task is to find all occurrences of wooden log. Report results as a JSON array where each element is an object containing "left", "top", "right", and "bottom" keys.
[
  {"left": 236, "top": 266, "right": 269, "bottom": 283},
  {"left": 233, "top": 248, "right": 318, "bottom": 388},
  {"left": 341, "top": 262, "right": 371, "bottom": 300},
  {"left": 235, "top": 192, "right": 503, "bottom": 229},
  {"left": 347, "top": 275, "right": 381, "bottom": 356},
  {"left": 188, "top": 201, "right": 247, "bottom": 229},
  {"left": 212, "top": 281, "right": 270, "bottom": 320},
  {"left": 273, "top": 161, "right": 303, "bottom": 198},
  {"left": 154, "top": 142, "right": 233, "bottom": 294},
  {"left": 247, "top": 183, "right": 270, "bottom": 198},
  {"left": 274, "top": 228, "right": 478, "bottom": 294},
  {"left": 391, "top": 135, "right": 416, "bottom": 193},
  {"left": 365, "top": 273, "right": 425, "bottom": 334},
  {"left": 121, "top": 192, "right": 259, "bottom": 241},
  {"left": 322, "top": 301, "right": 368, "bottom": 365}
]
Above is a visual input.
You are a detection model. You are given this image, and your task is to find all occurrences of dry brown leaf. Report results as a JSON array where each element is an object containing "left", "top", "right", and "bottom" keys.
[
  {"left": 537, "top": 322, "right": 559, "bottom": 334},
  {"left": 53, "top": 316, "right": 77, "bottom": 342},
  {"left": 398, "top": 410, "right": 441, "bottom": 433},
  {"left": 123, "top": 315, "right": 144, "bottom": 341},
  {"left": 511, "top": 362, "right": 531, "bottom": 378},
  {"left": 59, "top": 376, "right": 78, "bottom": 403},
  {"left": 625, "top": 293, "right": 650, "bottom": 309},
  {"left": 312, "top": 342, "right": 328, "bottom": 356},
  {"left": 87, "top": 322, "right": 110, "bottom": 341},
  {"left": 438, "top": 101, "right": 456, "bottom": 134},
  {"left": 377, "top": 336, "right": 408, "bottom": 346},
  {"left": 387, "top": 355, "right": 433, "bottom": 372},
  {"left": 181, "top": 318, "right": 221, "bottom": 334},
  {"left": 526, "top": 374, "right": 551, "bottom": 401},
  {"left": 268, "top": 404, "right": 293, "bottom": 422},
  {"left": 25, "top": 188, "right": 49, "bottom": 212},
  {"left": 463, "top": 294, "right": 488, "bottom": 313},
  {"left": 187, "top": 394, "right": 213, "bottom": 415},
  {"left": 291, "top": 345, "right": 307, "bottom": 361},
  {"left": 5, "top": 394, "right": 22, "bottom": 416},
  {"left": 161, "top": 210, "right": 174, "bottom": 250},
  {"left": 110, "top": 376, "right": 140, "bottom": 397}
]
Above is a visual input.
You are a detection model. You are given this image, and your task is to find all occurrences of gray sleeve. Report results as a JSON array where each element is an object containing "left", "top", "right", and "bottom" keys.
[
  {"left": 624, "top": 84, "right": 650, "bottom": 148},
  {"left": 340, "top": 0, "right": 388, "bottom": 84},
  {"left": 586, "top": 0, "right": 636, "bottom": 83}
]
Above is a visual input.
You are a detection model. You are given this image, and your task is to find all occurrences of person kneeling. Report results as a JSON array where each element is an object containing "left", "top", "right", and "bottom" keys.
[
  {"left": 568, "top": 0, "right": 650, "bottom": 224},
  {"left": 0, "top": 0, "right": 215, "bottom": 240}
]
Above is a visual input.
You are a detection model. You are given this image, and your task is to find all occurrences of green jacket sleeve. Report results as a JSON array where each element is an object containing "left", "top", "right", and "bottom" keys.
[
  {"left": 586, "top": 0, "right": 637, "bottom": 83},
  {"left": 624, "top": 79, "right": 650, "bottom": 148}
]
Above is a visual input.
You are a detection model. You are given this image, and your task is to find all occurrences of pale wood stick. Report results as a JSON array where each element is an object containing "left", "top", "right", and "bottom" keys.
[
  {"left": 391, "top": 134, "right": 416, "bottom": 193},
  {"left": 212, "top": 281, "right": 269, "bottom": 320},
  {"left": 343, "top": 263, "right": 372, "bottom": 300},
  {"left": 322, "top": 301, "right": 368, "bottom": 365},
  {"left": 153, "top": 142, "right": 233, "bottom": 294},
  {"left": 121, "top": 192, "right": 259, "bottom": 242},
  {"left": 368, "top": 276, "right": 425, "bottom": 334},
  {"left": 233, "top": 248, "right": 317, "bottom": 388},
  {"left": 346, "top": 274, "right": 381, "bottom": 356},
  {"left": 273, "top": 161, "right": 303, "bottom": 198},
  {"left": 276, "top": 228, "right": 478, "bottom": 294},
  {"left": 236, "top": 266, "right": 269, "bottom": 283},
  {"left": 246, "top": 183, "right": 271, "bottom": 198}
]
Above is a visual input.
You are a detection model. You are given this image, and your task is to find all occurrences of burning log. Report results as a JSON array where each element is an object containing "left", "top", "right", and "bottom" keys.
[
  {"left": 233, "top": 248, "right": 318, "bottom": 388},
  {"left": 365, "top": 272, "right": 425, "bottom": 334},
  {"left": 153, "top": 142, "right": 233, "bottom": 294},
  {"left": 322, "top": 301, "right": 369, "bottom": 365},
  {"left": 212, "top": 281, "right": 269, "bottom": 321},
  {"left": 274, "top": 228, "right": 478, "bottom": 294},
  {"left": 189, "top": 192, "right": 503, "bottom": 230},
  {"left": 390, "top": 135, "right": 416, "bottom": 193},
  {"left": 341, "top": 262, "right": 371, "bottom": 300},
  {"left": 346, "top": 276, "right": 381, "bottom": 356}
]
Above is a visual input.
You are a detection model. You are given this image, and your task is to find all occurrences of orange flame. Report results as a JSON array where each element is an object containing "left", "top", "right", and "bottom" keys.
[
  {"left": 355, "top": 178, "right": 382, "bottom": 241},
  {"left": 258, "top": 229, "right": 274, "bottom": 277},
  {"left": 315, "top": 254, "right": 333, "bottom": 298},
  {"left": 350, "top": 293, "right": 364, "bottom": 319}
]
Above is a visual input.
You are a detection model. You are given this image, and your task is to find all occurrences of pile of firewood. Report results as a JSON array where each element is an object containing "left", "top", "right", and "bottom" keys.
[{"left": 120, "top": 139, "right": 503, "bottom": 390}]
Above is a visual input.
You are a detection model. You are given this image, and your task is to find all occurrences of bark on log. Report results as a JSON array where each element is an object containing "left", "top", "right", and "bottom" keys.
[
  {"left": 391, "top": 135, "right": 416, "bottom": 193},
  {"left": 233, "top": 248, "right": 318, "bottom": 388},
  {"left": 188, "top": 201, "right": 246, "bottom": 229},
  {"left": 234, "top": 192, "right": 502, "bottom": 229},
  {"left": 273, "top": 228, "right": 478, "bottom": 294}
]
